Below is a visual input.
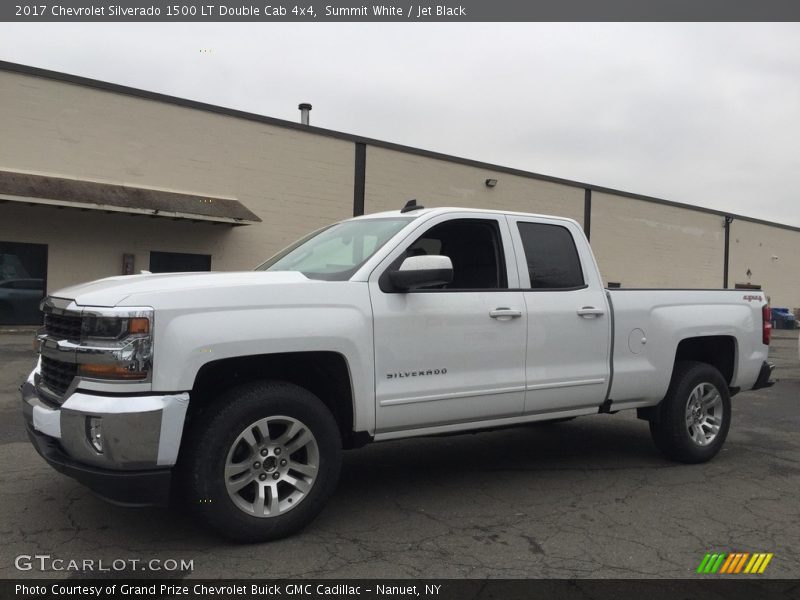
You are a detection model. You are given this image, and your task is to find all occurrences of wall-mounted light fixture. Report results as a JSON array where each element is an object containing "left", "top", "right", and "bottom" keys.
[{"left": 485, "top": 178, "right": 498, "bottom": 188}]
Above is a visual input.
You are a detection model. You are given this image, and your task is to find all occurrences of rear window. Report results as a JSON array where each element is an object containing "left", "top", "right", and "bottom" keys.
[{"left": 517, "top": 222, "right": 585, "bottom": 289}]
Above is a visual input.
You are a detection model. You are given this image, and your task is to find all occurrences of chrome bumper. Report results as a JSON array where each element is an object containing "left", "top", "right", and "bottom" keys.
[
  {"left": 21, "top": 368, "right": 189, "bottom": 471},
  {"left": 26, "top": 424, "right": 173, "bottom": 507}
]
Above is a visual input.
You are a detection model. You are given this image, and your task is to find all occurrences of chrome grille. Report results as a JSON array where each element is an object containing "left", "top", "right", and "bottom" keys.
[
  {"left": 44, "top": 312, "right": 82, "bottom": 340},
  {"left": 40, "top": 356, "right": 78, "bottom": 397}
]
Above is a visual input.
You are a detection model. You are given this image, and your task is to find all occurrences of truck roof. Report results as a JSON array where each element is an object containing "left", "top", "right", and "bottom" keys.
[{"left": 350, "top": 206, "right": 579, "bottom": 226}]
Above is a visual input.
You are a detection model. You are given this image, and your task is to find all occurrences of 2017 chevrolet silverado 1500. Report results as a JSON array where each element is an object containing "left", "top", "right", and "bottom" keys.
[{"left": 22, "top": 202, "right": 775, "bottom": 542}]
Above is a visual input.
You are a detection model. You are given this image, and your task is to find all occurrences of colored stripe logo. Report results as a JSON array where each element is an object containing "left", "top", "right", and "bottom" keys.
[{"left": 697, "top": 552, "right": 773, "bottom": 574}]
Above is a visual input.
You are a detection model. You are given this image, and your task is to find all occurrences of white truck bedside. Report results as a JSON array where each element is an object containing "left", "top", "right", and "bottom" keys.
[{"left": 22, "top": 202, "right": 775, "bottom": 541}]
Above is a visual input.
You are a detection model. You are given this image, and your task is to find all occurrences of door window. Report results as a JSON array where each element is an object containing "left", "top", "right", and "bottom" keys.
[
  {"left": 390, "top": 219, "right": 508, "bottom": 290},
  {"left": 517, "top": 222, "right": 584, "bottom": 289}
]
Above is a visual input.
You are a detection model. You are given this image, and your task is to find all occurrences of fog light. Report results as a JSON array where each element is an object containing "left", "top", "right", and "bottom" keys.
[{"left": 87, "top": 417, "right": 104, "bottom": 453}]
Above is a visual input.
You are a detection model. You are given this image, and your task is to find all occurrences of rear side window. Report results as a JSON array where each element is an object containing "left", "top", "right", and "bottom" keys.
[{"left": 517, "top": 222, "right": 585, "bottom": 289}]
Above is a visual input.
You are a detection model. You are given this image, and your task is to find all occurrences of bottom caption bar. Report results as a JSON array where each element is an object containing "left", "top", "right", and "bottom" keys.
[{"left": 5, "top": 579, "right": 797, "bottom": 600}]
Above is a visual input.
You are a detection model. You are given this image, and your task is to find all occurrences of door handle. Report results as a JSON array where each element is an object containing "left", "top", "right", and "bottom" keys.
[
  {"left": 577, "top": 306, "right": 605, "bottom": 318},
  {"left": 490, "top": 307, "right": 522, "bottom": 320}
]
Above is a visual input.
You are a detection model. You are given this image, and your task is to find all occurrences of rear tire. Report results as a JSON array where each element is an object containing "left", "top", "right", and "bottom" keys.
[
  {"left": 649, "top": 361, "right": 731, "bottom": 464},
  {"left": 181, "top": 381, "right": 342, "bottom": 542}
]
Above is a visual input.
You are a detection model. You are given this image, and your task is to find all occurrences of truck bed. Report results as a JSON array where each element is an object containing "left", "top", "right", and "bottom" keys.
[{"left": 606, "top": 288, "right": 768, "bottom": 409}]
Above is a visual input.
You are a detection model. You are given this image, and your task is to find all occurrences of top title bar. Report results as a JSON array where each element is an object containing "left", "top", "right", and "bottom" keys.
[{"left": 4, "top": 0, "right": 800, "bottom": 21}]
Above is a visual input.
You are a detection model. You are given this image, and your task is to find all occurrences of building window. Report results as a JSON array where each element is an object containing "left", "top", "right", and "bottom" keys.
[
  {"left": 0, "top": 241, "right": 47, "bottom": 325},
  {"left": 149, "top": 251, "right": 212, "bottom": 273}
]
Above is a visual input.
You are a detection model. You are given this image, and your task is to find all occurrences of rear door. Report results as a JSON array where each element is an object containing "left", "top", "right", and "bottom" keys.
[
  {"left": 369, "top": 213, "right": 528, "bottom": 433},
  {"left": 507, "top": 216, "right": 611, "bottom": 414}
]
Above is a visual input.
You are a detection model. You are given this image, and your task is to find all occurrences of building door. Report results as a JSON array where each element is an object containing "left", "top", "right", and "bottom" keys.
[
  {"left": 0, "top": 241, "right": 47, "bottom": 325},
  {"left": 149, "top": 251, "right": 211, "bottom": 273}
]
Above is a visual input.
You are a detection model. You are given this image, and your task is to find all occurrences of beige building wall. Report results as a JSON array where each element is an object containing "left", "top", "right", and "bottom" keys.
[
  {"left": 2, "top": 67, "right": 799, "bottom": 309},
  {"left": 729, "top": 220, "right": 800, "bottom": 309},
  {"left": 0, "top": 203, "right": 231, "bottom": 292},
  {"left": 363, "top": 146, "right": 585, "bottom": 224},
  {"left": 0, "top": 70, "right": 355, "bottom": 288},
  {"left": 590, "top": 192, "right": 725, "bottom": 288}
]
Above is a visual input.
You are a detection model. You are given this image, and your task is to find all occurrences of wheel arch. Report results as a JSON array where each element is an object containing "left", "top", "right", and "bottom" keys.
[
  {"left": 673, "top": 335, "right": 737, "bottom": 386},
  {"left": 639, "top": 338, "right": 737, "bottom": 423},
  {"left": 187, "top": 351, "right": 367, "bottom": 448}
]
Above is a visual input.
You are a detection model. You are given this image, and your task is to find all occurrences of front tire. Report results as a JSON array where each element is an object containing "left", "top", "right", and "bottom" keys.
[
  {"left": 181, "top": 381, "right": 342, "bottom": 542},
  {"left": 649, "top": 361, "right": 731, "bottom": 464}
]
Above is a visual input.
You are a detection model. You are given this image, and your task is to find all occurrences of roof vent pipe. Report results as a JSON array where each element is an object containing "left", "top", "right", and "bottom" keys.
[{"left": 298, "top": 103, "right": 312, "bottom": 125}]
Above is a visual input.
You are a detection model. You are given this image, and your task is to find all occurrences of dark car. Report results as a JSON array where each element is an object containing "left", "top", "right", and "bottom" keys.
[{"left": 0, "top": 278, "right": 44, "bottom": 325}]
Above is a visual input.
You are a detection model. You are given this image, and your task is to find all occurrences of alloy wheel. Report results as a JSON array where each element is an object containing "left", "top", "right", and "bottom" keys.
[
  {"left": 224, "top": 416, "right": 319, "bottom": 517},
  {"left": 684, "top": 383, "right": 724, "bottom": 446}
]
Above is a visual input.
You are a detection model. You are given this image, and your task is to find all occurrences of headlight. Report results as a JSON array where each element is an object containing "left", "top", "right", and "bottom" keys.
[
  {"left": 81, "top": 316, "right": 150, "bottom": 340},
  {"left": 76, "top": 309, "right": 153, "bottom": 382}
]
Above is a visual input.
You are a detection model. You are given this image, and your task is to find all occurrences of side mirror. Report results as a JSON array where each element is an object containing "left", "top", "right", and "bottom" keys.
[{"left": 389, "top": 255, "right": 453, "bottom": 291}]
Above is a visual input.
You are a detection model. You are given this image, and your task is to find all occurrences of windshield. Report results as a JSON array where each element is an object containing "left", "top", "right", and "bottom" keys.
[{"left": 255, "top": 217, "right": 414, "bottom": 280}]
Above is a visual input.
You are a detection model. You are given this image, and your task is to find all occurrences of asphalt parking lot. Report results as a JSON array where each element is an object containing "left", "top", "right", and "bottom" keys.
[{"left": 1, "top": 330, "right": 798, "bottom": 579}]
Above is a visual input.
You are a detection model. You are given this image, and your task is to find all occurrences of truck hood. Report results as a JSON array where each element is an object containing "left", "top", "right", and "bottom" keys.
[{"left": 51, "top": 271, "right": 316, "bottom": 307}]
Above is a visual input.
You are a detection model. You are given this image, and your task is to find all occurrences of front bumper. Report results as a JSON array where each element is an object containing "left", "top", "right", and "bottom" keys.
[
  {"left": 752, "top": 361, "right": 776, "bottom": 391},
  {"left": 21, "top": 370, "right": 189, "bottom": 506},
  {"left": 26, "top": 424, "right": 172, "bottom": 506}
]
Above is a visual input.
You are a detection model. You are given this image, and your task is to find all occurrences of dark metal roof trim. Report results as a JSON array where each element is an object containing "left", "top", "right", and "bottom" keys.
[
  {"left": 0, "top": 170, "right": 261, "bottom": 225},
  {"left": 1, "top": 60, "right": 797, "bottom": 233}
]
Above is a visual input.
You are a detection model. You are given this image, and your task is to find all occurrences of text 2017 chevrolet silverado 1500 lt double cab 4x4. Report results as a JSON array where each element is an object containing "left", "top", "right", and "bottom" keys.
[{"left": 22, "top": 202, "right": 775, "bottom": 541}]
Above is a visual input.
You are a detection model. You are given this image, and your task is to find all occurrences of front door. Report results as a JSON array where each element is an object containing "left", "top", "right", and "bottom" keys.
[{"left": 370, "top": 214, "right": 528, "bottom": 433}]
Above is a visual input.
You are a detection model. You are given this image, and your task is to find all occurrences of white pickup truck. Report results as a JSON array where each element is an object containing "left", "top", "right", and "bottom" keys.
[{"left": 22, "top": 203, "right": 775, "bottom": 542}]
